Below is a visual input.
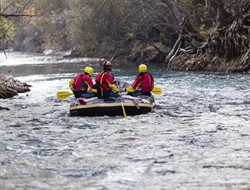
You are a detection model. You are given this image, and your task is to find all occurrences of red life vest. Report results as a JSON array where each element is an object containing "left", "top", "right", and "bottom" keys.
[
  {"left": 95, "top": 72, "right": 115, "bottom": 91},
  {"left": 132, "top": 72, "right": 154, "bottom": 92},
  {"left": 73, "top": 73, "right": 87, "bottom": 92}
]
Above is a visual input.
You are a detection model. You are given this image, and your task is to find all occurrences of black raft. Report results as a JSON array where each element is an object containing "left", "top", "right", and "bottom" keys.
[{"left": 69, "top": 95, "right": 155, "bottom": 117}]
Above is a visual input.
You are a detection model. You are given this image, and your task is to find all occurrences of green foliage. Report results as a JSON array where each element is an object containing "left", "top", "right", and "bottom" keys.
[
  {"left": 65, "top": 0, "right": 132, "bottom": 55},
  {"left": 0, "top": 17, "right": 14, "bottom": 40},
  {"left": 0, "top": 0, "right": 34, "bottom": 48},
  {"left": 17, "top": 0, "right": 70, "bottom": 51},
  {"left": 64, "top": 0, "right": 180, "bottom": 56}
]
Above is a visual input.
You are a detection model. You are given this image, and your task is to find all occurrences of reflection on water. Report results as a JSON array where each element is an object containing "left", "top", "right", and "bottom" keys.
[
  {"left": 0, "top": 51, "right": 103, "bottom": 66},
  {"left": 0, "top": 51, "right": 169, "bottom": 77},
  {"left": 0, "top": 52, "right": 104, "bottom": 77},
  {"left": 0, "top": 52, "right": 250, "bottom": 190}
]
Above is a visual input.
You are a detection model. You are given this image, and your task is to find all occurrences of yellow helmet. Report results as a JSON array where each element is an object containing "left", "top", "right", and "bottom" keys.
[
  {"left": 138, "top": 64, "right": 147, "bottom": 73},
  {"left": 84, "top": 66, "right": 94, "bottom": 76}
]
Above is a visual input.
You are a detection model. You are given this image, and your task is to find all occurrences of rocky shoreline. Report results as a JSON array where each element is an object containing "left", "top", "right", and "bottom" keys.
[
  {"left": 0, "top": 74, "right": 31, "bottom": 110},
  {"left": 167, "top": 54, "right": 250, "bottom": 73}
]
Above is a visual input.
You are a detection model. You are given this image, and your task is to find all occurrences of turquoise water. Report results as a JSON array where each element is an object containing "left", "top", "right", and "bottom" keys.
[{"left": 0, "top": 52, "right": 250, "bottom": 190}]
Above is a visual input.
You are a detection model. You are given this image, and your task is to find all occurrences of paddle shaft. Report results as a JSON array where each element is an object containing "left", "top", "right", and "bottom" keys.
[{"left": 120, "top": 96, "right": 127, "bottom": 117}]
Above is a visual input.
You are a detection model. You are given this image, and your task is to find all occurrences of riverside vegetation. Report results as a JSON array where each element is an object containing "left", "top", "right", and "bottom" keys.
[
  {"left": 0, "top": 0, "right": 250, "bottom": 73},
  {"left": 2, "top": 0, "right": 248, "bottom": 73},
  {"left": 0, "top": 0, "right": 249, "bottom": 101}
]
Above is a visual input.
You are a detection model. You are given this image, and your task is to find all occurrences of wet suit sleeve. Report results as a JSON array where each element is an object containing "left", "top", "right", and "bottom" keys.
[
  {"left": 125, "top": 75, "right": 142, "bottom": 93},
  {"left": 106, "top": 74, "right": 119, "bottom": 93},
  {"left": 85, "top": 75, "right": 97, "bottom": 93}
]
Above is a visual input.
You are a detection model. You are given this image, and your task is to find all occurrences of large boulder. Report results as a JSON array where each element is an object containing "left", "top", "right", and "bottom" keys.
[{"left": 0, "top": 74, "right": 31, "bottom": 99}]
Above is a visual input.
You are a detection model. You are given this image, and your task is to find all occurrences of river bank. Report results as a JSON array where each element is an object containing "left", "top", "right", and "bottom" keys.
[{"left": 167, "top": 54, "right": 250, "bottom": 73}]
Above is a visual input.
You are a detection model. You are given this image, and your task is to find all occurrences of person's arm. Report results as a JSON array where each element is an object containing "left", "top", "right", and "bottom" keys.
[
  {"left": 125, "top": 75, "right": 142, "bottom": 93},
  {"left": 106, "top": 74, "right": 119, "bottom": 93},
  {"left": 131, "top": 75, "right": 142, "bottom": 89},
  {"left": 85, "top": 76, "right": 97, "bottom": 93}
]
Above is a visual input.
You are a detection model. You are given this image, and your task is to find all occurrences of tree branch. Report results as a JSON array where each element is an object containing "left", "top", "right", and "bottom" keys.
[{"left": 0, "top": 13, "right": 36, "bottom": 17}]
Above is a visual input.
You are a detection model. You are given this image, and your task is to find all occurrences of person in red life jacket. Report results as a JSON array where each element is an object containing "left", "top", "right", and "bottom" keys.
[
  {"left": 69, "top": 66, "right": 97, "bottom": 98},
  {"left": 125, "top": 64, "right": 154, "bottom": 97},
  {"left": 94, "top": 61, "right": 120, "bottom": 98}
]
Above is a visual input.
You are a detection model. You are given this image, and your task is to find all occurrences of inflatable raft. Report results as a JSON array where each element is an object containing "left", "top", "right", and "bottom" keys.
[{"left": 69, "top": 95, "right": 155, "bottom": 117}]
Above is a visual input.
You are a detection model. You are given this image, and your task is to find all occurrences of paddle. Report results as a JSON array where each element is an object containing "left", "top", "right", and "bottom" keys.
[
  {"left": 56, "top": 91, "right": 73, "bottom": 100},
  {"left": 56, "top": 86, "right": 162, "bottom": 100},
  {"left": 152, "top": 86, "right": 162, "bottom": 95},
  {"left": 120, "top": 96, "right": 127, "bottom": 117}
]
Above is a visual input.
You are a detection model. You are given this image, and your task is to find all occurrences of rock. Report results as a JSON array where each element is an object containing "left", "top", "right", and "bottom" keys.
[
  {"left": 0, "top": 106, "right": 10, "bottom": 110},
  {"left": 0, "top": 74, "right": 31, "bottom": 99}
]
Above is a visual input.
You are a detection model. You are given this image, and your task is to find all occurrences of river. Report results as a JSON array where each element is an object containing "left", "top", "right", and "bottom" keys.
[{"left": 0, "top": 51, "right": 250, "bottom": 190}]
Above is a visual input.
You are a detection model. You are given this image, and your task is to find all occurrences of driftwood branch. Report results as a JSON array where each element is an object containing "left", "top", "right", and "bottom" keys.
[
  {"left": 151, "top": 44, "right": 165, "bottom": 54},
  {"left": 0, "top": 13, "right": 36, "bottom": 17},
  {"left": 165, "top": 34, "right": 183, "bottom": 64},
  {"left": 165, "top": 17, "right": 192, "bottom": 65}
]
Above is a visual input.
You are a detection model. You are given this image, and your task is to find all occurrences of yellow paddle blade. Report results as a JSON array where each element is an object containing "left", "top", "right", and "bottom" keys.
[
  {"left": 152, "top": 87, "right": 162, "bottom": 95},
  {"left": 56, "top": 91, "right": 73, "bottom": 100}
]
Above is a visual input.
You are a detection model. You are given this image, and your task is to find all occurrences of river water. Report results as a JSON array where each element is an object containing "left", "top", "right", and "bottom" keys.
[{"left": 0, "top": 52, "right": 250, "bottom": 190}]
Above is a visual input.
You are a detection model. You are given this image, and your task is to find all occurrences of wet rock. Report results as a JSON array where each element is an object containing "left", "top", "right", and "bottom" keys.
[
  {"left": 0, "top": 106, "right": 10, "bottom": 110},
  {"left": 0, "top": 74, "right": 31, "bottom": 99}
]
